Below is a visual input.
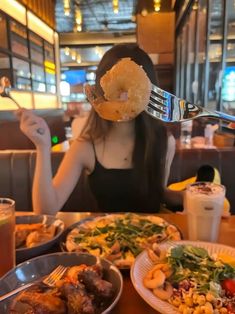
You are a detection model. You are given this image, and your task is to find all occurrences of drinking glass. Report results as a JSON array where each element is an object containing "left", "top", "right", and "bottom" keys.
[
  {"left": 184, "top": 182, "right": 225, "bottom": 242},
  {"left": 180, "top": 120, "right": 193, "bottom": 147},
  {"left": 0, "top": 198, "right": 15, "bottom": 278}
]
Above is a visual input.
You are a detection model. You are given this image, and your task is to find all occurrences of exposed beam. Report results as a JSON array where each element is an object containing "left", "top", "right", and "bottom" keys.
[{"left": 59, "top": 31, "right": 136, "bottom": 46}]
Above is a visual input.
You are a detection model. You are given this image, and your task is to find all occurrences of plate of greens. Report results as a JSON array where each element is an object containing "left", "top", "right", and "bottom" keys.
[
  {"left": 60, "top": 213, "right": 182, "bottom": 268},
  {"left": 131, "top": 240, "right": 235, "bottom": 314}
]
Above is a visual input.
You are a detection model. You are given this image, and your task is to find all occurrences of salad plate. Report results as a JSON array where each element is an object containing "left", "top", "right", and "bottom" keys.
[{"left": 131, "top": 240, "right": 235, "bottom": 314}]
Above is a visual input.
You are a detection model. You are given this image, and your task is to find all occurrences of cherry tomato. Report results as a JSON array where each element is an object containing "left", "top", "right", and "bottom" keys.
[
  {"left": 221, "top": 279, "right": 235, "bottom": 297},
  {"left": 227, "top": 302, "right": 235, "bottom": 314}
]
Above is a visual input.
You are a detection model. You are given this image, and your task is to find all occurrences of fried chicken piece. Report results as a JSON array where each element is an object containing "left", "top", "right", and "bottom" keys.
[
  {"left": 77, "top": 268, "right": 113, "bottom": 300},
  {"left": 10, "top": 285, "right": 66, "bottom": 314},
  {"left": 26, "top": 225, "right": 56, "bottom": 248},
  {"left": 60, "top": 282, "right": 95, "bottom": 314},
  {"left": 15, "top": 229, "right": 30, "bottom": 248},
  {"left": 15, "top": 223, "right": 43, "bottom": 248}
]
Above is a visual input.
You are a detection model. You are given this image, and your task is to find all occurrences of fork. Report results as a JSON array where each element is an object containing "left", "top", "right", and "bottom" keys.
[
  {"left": 0, "top": 76, "right": 45, "bottom": 135},
  {"left": 146, "top": 84, "right": 235, "bottom": 123},
  {"left": 0, "top": 265, "right": 67, "bottom": 302}
]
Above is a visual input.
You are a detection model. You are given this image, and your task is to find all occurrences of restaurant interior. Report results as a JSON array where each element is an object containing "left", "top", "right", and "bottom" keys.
[{"left": 0, "top": 1, "right": 235, "bottom": 313}]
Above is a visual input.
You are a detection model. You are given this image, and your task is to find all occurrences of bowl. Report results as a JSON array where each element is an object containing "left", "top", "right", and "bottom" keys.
[
  {"left": 16, "top": 215, "right": 65, "bottom": 263},
  {"left": 0, "top": 252, "right": 123, "bottom": 313}
]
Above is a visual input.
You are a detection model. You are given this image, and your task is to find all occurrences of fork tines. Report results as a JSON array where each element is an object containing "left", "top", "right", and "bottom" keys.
[{"left": 43, "top": 265, "right": 67, "bottom": 287}]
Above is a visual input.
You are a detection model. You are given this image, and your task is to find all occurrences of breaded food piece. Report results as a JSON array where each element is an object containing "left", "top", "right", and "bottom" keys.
[{"left": 86, "top": 58, "right": 151, "bottom": 121}]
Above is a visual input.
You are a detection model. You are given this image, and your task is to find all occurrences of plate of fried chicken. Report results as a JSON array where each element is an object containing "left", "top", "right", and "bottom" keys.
[
  {"left": 15, "top": 215, "right": 65, "bottom": 263},
  {"left": 0, "top": 252, "right": 123, "bottom": 314}
]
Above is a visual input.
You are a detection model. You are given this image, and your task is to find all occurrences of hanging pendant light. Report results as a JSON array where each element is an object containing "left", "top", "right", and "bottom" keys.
[
  {"left": 153, "top": 0, "right": 161, "bottom": 12},
  {"left": 63, "top": 0, "right": 70, "bottom": 16},
  {"left": 113, "top": 0, "right": 119, "bottom": 14},
  {"left": 75, "top": 6, "right": 82, "bottom": 32}
]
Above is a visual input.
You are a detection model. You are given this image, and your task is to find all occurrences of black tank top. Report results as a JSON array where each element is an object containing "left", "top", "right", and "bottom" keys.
[{"left": 88, "top": 148, "right": 160, "bottom": 212}]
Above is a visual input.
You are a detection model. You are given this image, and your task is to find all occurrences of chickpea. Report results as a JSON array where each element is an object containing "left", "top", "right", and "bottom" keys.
[
  {"left": 171, "top": 296, "right": 182, "bottom": 307},
  {"left": 193, "top": 307, "right": 202, "bottom": 314},
  {"left": 184, "top": 296, "right": 194, "bottom": 307},
  {"left": 213, "top": 298, "right": 223, "bottom": 309},
  {"left": 201, "top": 304, "right": 213, "bottom": 314},
  {"left": 205, "top": 292, "right": 215, "bottom": 302},
  {"left": 193, "top": 293, "right": 199, "bottom": 304},
  {"left": 197, "top": 295, "right": 206, "bottom": 306},
  {"left": 183, "top": 308, "right": 193, "bottom": 314},
  {"left": 179, "top": 304, "right": 188, "bottom": 313},
  {"left": 219, "top": 308, "right": 228, "bottom": 314}
]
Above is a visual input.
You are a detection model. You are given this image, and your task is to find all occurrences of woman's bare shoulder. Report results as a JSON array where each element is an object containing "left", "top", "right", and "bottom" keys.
[{"left": 65, "top": 138, "right": 95, "bottom": 171}]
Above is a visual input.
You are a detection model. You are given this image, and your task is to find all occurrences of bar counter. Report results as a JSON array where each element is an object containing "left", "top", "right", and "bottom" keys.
[{"left": 17, "top": 212, "right": 235, "bottom": 314}]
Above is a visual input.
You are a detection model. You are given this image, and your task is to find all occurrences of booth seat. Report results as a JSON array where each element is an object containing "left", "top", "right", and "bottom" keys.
[
  {"left": 0, "top": 109, "right": 66, "bottom": 150},
  {"left": 0, "top": 148, "right": 235, "bottom": 213}
]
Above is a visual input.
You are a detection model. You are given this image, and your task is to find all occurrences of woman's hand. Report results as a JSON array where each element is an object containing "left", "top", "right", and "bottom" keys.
[{"left": 15, "top": 108, "right": 51, "bottom": 149}]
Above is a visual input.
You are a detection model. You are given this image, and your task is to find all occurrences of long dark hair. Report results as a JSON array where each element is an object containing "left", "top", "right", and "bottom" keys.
[{"left": 81, "top": 44, "right": 168, "bottom": 206}]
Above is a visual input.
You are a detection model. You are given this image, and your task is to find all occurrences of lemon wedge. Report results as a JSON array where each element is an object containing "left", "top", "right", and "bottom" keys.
[{"left": 217, "top": 253, "right": 235, "bottom": 267}]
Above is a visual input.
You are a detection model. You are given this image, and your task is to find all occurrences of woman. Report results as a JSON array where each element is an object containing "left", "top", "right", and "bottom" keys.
[{"left": 17, "top": 44, "right": 182, "bottom": 214}]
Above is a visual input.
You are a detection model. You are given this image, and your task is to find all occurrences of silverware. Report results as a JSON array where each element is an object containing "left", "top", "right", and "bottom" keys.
[
  {"left": 0, "top": 264, "right": 67, "bottom": 302},
  {"left": 0, "top": 76, "right": 45, "bottom": 135},
  {"left": 146, "top": 84, "right": 235, "bottom": 123},
  {"left": 0, "top": 77, "right": 21, "bottom": 109}
]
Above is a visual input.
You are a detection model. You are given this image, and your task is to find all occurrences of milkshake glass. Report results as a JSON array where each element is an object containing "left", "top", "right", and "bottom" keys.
[{"left": 184, "top": 182, "right": 225, "bottom": 242}]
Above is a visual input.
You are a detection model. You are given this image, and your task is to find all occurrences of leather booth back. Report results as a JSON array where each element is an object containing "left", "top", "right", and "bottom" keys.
[{"left": 0, "top": 148, "right": 234, "bottom": 213}]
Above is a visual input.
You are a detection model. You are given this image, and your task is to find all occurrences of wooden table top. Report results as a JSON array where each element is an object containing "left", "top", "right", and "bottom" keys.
[{"left": 17, "top": 212, "right": 235, "bottom": 314}]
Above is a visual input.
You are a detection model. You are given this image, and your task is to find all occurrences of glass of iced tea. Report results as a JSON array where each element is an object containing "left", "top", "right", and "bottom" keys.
[{"left": 0, "top": 198, "right": 15, "bottom": 278}]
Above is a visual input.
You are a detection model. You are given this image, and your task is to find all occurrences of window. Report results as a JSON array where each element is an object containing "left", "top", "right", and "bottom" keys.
[
  {"left": 32, "top": 64, "right": 45, "bottom": 92},
  {"left": 44, "top": 42, "right": 55, "bottom": 62},
  {"left": 29, "top": 32, "right": 43, "bottom": 64},
  {"left": 0, "top": 14, "right": 57, "bottom": 94},
  {"left": 12, "top": 57, "right": 31, "bottom": 90},
  {"left": 0, "top": 52, "right": 10, "bottom": 79},
  {"left": 10, "top": 21, "right": 28, "bottom": 58}
]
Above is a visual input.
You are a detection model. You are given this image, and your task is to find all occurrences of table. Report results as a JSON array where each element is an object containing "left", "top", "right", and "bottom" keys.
[{"left": 17, "top": 212, "right": 235, "bottom": 314}]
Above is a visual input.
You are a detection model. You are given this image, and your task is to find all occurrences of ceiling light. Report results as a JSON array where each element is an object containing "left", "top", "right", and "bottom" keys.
[
  {"left": 76, "top": 55, "right": 81, "bottom": 63},
  {"left": 192, "top": 1, "right": 198, "bottom": 10},
  {"left": 75, "top": 6, "right": 82, "bottom": 32},
  {"left": 141, "top": 9, "right": 148, "bottom": 16},
  {"left": 64, "top": 47, "right": 70, "bottom": 56},
  {"left": 75, "top": 8, "right": 82, "bottom": 24},
  {"left": 153, "top": 0, "right": 161, "bottom": 12},
  {"left": 113, "top": 0, "right": 119, "bottom": 14},
  {"left": 71, "top": 51, "right": 76, "bottom": 60},
  {"left": 63, "top": 0, "right": 70, "bottom": 16},
  {"left": 76, "top": 25, "right": 82, "bottom": 32}
]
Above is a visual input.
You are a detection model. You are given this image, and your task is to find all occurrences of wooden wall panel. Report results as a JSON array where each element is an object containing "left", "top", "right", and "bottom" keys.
[
  {"left": 137, "top": 12, "right": 175, "bottom": 54},
  {"left": 18, "top": 0, "right": 55, "bottom": 29},
  {"left": 137, "top": 12, "right": 176, "bottom": 92}
]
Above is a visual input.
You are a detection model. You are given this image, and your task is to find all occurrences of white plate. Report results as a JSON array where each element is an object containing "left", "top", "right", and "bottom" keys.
[{"left": 130, "top": 240, "right": 235, "bottom": 314}]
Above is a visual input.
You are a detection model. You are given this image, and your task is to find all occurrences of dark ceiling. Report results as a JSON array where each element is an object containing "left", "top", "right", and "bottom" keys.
[{"left": 55, "top": 0, "right": 174, "bottom": 33}]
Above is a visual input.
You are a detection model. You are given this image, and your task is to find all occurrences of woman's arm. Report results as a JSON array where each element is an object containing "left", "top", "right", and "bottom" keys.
[
  {"left": 163, "top": 134, "right": 184, "bottom": 208},
  {"left": 33, "top": 140, "right": 89, "bottom": 215},
  {"left": 17, "top": 109, "right": 91, "bottom": 215}
]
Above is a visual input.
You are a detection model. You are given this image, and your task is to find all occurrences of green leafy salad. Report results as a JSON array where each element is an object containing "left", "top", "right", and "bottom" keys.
[
  {"left": 168, "top": 245, "right": 235, "bottom": 294},
  {"left": 65, "top": 213, "right": 181, "bottom": 268}
]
